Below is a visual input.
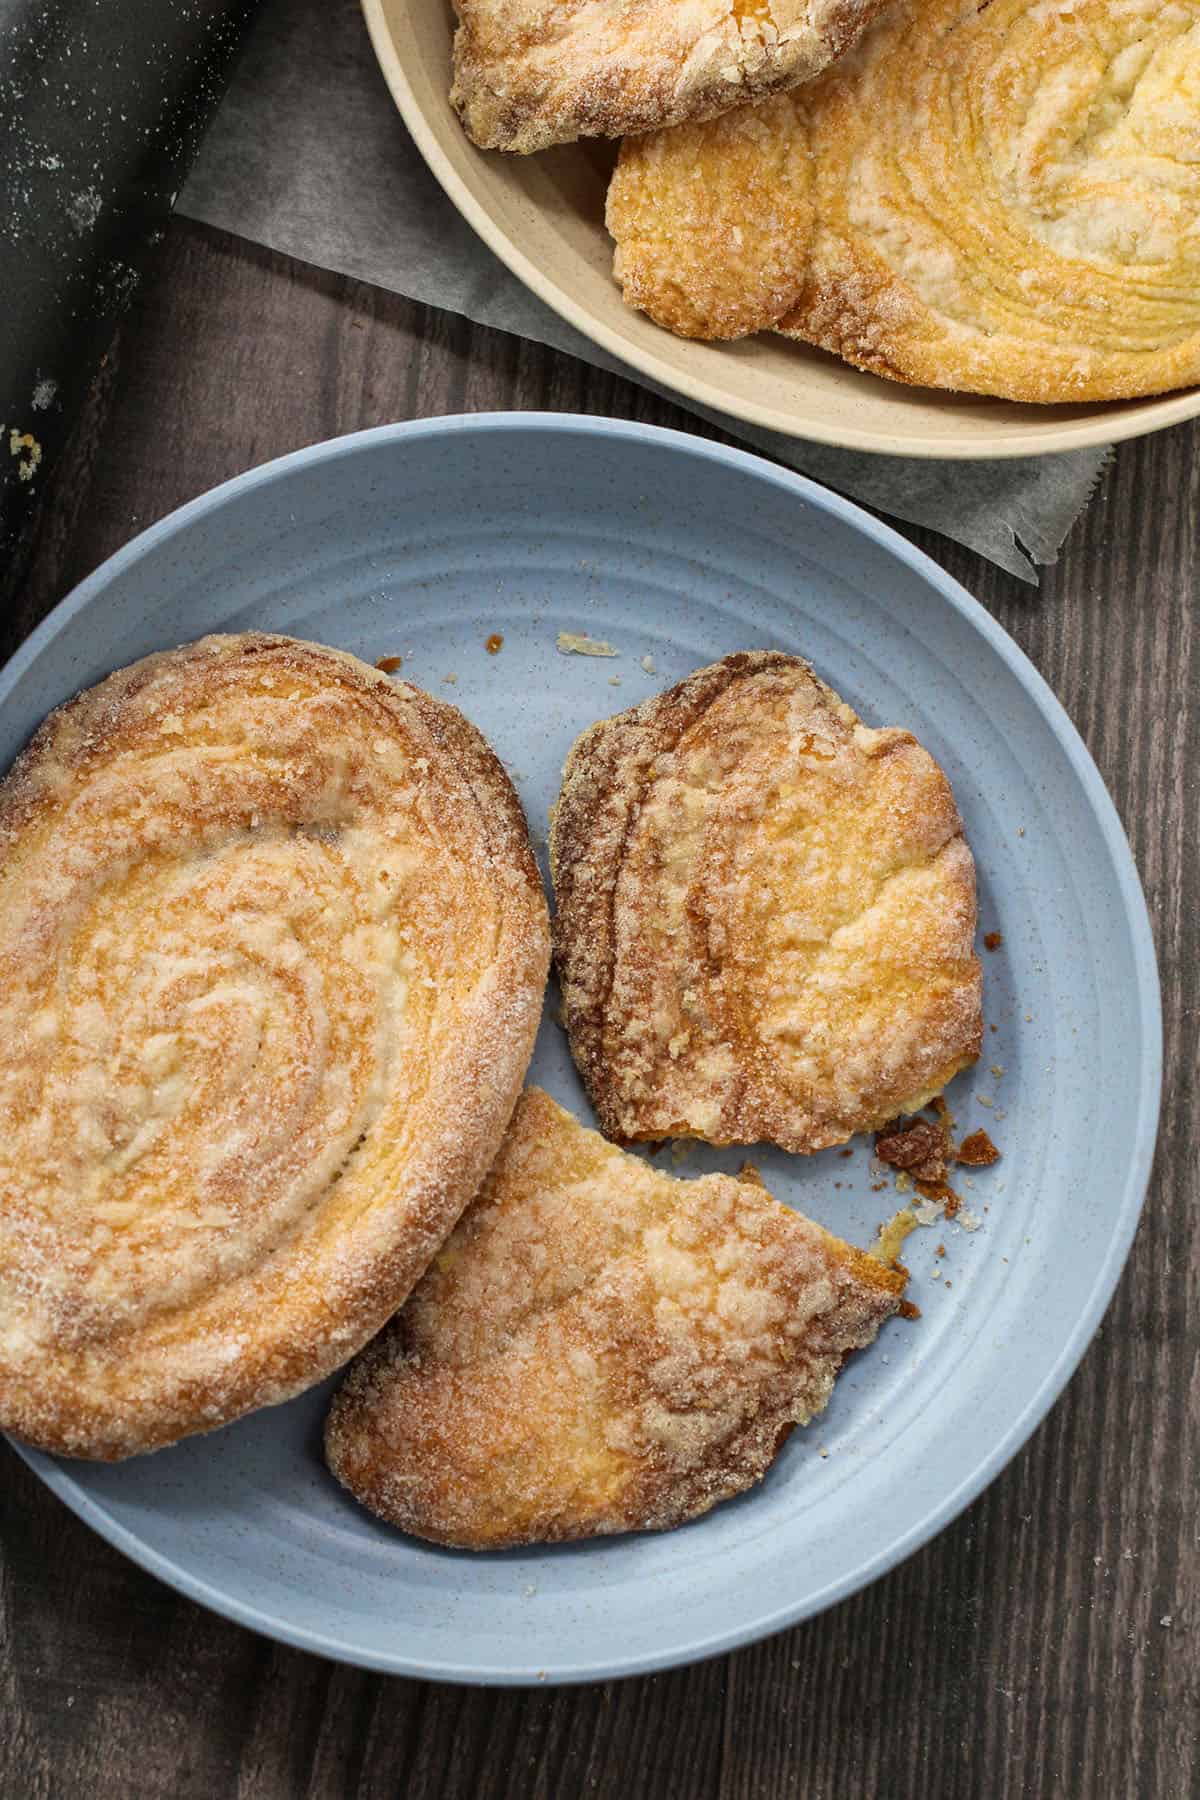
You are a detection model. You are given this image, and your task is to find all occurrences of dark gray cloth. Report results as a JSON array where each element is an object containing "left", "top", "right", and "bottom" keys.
[{"left": 1, "top": 0, "right": 256, "bottom": 605}]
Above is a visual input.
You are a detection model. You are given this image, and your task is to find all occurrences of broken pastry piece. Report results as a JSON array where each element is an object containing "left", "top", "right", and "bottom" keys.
[
  {"left": 550, "top": 652, "right": 981, "bottom": 1152},
  {"left": 450, "top": 0, "right": 889, "bottom": 154},
  {"left": 325, "top": 1088, "right": 906, "bottom": 1548}
]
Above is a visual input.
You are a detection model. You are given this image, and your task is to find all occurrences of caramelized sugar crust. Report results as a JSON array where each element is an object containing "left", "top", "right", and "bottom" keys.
[
  {"left": 550, "top": 651, "right": 981, "bottom": 1151},
  {"left": 0, "top": 633, "right": 549, "bottom": 1458},
  {"left": 610, "top": 0, "right": 1200, "bottom": 400},
  {"left": 326, "top": 1087, "right": 905, "bottom": 1547},
  {"left": 451, "top": 0, "right": 886, "bottom": 153}
]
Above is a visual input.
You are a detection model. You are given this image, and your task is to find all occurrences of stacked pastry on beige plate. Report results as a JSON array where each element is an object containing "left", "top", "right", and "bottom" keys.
[
  {"left": 450, "top": 0, "right": 1200, "bottom": 403},
  {"left": 0, "top": 637, "right": 981, "bottom": 1548}
]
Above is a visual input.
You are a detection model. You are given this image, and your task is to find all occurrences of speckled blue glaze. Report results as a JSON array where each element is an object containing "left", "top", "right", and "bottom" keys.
[{"left": 3, "top": 416, "right": 1160, "bottom": 1685}]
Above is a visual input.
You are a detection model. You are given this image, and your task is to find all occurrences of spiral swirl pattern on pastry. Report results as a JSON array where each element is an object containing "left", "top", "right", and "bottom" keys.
[
  {"left": 0, "top": 634, "right": 549, "bottom": 1459},
  {"left": 610, "top": 0, "right": 1200, "bottom": 401}
]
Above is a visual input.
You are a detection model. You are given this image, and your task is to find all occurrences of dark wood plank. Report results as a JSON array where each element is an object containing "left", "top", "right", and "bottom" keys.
[{"left": 1, "top": 219, "right": 1195, "bottom": 1800}]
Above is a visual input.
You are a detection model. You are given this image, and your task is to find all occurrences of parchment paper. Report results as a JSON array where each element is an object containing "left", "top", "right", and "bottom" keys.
[{"left": 179, "top": 0, "right": 1110, "bottom": 581}]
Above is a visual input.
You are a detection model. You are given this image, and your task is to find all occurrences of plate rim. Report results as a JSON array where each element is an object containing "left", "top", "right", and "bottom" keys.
[
  {"left": 360, "top": 0, "right": 1200, "bottom": 462},
  {"left": 4, "top": 413, "right": 1163, "bottom": 1684}
]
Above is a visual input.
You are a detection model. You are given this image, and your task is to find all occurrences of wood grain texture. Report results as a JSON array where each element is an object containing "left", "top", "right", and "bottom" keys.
[{"left": 1, "top": 220, "right": 1195, "bottom": 1800}]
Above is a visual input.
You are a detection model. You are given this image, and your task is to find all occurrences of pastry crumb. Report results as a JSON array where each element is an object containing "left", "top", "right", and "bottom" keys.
[
  {"left": 556, "top": 631, "right": 619, "bottom": 657},
  {"left": 870, "top": 1207, "right": 916, "bottom": 1267},
  {"left": 876, "top": 1117, "right": 949, "bottom": 1183},
  {"left": 8, "top": 428, "right": 42, "bottom": 482},
  {"left": 957, "top": 1129, "right": 1000, "bottom": 1167}
]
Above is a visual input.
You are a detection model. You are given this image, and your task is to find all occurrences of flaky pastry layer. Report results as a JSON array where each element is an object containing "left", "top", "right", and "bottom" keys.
[
  {"left": 325, "top": 1087, "right": 904, "bottom": 1546},
  {"left": 550, "top": 652, "right": 981, "bottom": 1151},
  {"left": 0, "top": 633, "right": 549, "bottom": 1458},
  {"left": 451, "top": 0, "right": 886, "bottom": 153},
  {"left": 609, "top": 0, "right": 1200, "bottom": 401}
]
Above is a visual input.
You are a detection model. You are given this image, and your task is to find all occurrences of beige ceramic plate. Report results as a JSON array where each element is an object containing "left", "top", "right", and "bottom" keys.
[{"left": 364, "top": 0, "right": 1200, "bottom": 459}]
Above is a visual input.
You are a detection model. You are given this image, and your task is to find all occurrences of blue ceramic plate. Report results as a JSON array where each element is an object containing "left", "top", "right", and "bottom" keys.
[{"left": 5, "top": 417, "right": 1160, "bottom": 1684}]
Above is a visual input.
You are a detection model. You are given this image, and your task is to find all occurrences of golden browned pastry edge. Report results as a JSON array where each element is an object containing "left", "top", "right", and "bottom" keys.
[
  {"left": 450, "top": 0, "right": 887, "bottom": 155},
  {"left": 0, "top": 633, "right": 550, "bottom": 1459},
  {"left": 609, "top": 0, "right": 1200, "bottom": 402},
  {"left": 606, "top": 91, "right": 814, "bottom": 340},
  {"left": 549, "top": 651, "right": 981, "bottom": 1151},
  {"left": 325, "top": 1087, "right": 906, "bottom": 1548}
]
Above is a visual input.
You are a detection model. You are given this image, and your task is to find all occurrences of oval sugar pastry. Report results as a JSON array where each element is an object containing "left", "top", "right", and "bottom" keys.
[
  {"left": 550, "top": 651, "right": 981, "bottom": 1152},
  {"left": 0, "top": 633, "right": 550, "bottom": 1460},
  {"left": 326, "top": 1087, "right": 907, "bottom": 1547},
  {"left": 609, "top": 0, "right": 1200, "bottom": 401}
]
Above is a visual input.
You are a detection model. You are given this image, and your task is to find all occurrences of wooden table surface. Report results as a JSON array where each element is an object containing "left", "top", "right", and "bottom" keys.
[{"left": 1, "top": 220, "right": 1196, "bottom": 1800}]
